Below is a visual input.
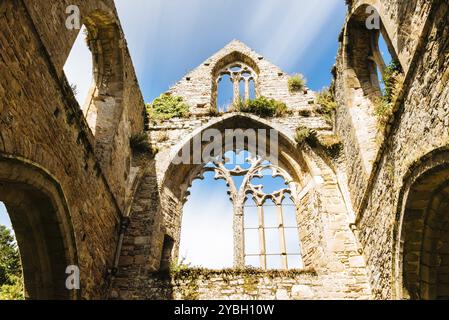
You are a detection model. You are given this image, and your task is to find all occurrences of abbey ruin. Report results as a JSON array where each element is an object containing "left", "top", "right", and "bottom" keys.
[{"left": 0, "top": 0, "right": 448, "bottom": 300}]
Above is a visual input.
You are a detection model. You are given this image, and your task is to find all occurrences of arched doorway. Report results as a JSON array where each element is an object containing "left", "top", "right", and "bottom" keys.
[
  {"left": 396, "top": 150, "right": 449, "bottom": 300},
  {"left": 0, "top": 155, "right": 78, "bottom": 299}
]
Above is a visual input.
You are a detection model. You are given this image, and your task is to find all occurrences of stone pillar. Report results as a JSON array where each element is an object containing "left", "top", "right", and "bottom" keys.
[
  {"left": 233, "top": 203, "right": 245, "bottom": 268},
  {"left": 276, "top": 205, "right": 288, "bottom": 270},
  {"left": 244, "top": 78, "right": 250, "bottom": 101},
  {"left": 232, "top": 75, "right": 240, "bottom": 104},
  {"left": 258, "top": 206, "right": 267, "bottom": 269}
]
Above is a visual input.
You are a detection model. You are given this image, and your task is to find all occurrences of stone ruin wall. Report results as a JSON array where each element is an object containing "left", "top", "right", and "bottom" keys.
[
  {"left": 111, "top": 38, "right": 372, "bottom": 299},
  {"left": 168, "top": 40, "right": 317, "bottom": 115},
  {"left": 1, "top": 0, "right": 448, "bottom": 300},
  {"left": 335, "top": 0, "right": 449, "bottom": 298},
  {"left": 112, "top": 270, "right": 369, "bottom": 300},
  {"left": 0, "top": 0, "right": 145, "bottom": 298}
]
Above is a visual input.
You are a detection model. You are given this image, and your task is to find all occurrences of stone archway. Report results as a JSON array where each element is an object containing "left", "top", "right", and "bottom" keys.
[
  {"left": 0, "top": 155, "right": 78, "bottom": 300},
  {"left": 158, "top": 113, "right": 316, "bottom": 269},
  {"left": 395, "top": 149, "right": 449, "bottom": 300},
  {"left": 74, "top": 10, "right": 125, "bottom": 164}
]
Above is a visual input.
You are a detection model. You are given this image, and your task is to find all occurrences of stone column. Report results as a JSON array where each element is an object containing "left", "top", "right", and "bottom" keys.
[
  {"left": 232, "top": 75, "right": 240, "bottom": 104},
  {"left": 276, "top": 205, "right": 288, "bottom": 270},
  {"left": 233, "top": 203, "right": 245, "bottom": 268},
  {"left": 244, "top": 78, "right": 250, "bottom": 101},
  {"left": 258, "top": 206, "right": 267, "bottom": 269}
]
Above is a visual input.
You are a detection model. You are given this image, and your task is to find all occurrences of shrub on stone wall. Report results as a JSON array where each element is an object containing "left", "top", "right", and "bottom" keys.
[
  {"left": 146, "top": 94, "right": 190, "bottom": 120},
  {"left": 382, "top": 61, "right": 402, "bottom": 102},
  {"left": 374, "top": 97, "right": 394, "bottom": 128},
  {"left": 288, "top": 74, "right": 306, "bottom": 93},
  {"left": 318, "top": 134, "right": 343, "bottom": 158},
  {"left": 315, "top": 87, "right": 337, "bottom": 125},
  {"left": 295, "top": 127, "right": 342, "bottom": 158},
  {"left": 130, "top": 132, "right": 158, "bottom": 156},
  {"left": 375, "top": 61, "right": 404, "bottom": 128},
  {"left": 235, "top": 96, "right": 288, "bottom": 118},
  {"left": 295, "top": 126, "right": 317, "bottom": 146}
]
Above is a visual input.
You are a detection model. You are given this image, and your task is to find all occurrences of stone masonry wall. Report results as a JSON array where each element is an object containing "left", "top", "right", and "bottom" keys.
[
  {"left": 356, "top": 1, "right": 449, "bottom": 298},
  {"left": 112, "top": 270, "right": 343, "bottom": 300},
  {"left": 168, "top": 40, "right": 316, "bottom": 115},
  {"left": 0, "top": 0, "right": 145, "bottom": 298},
  {"left": 336, "top": 0, "right": 449, "bottom": 299}
]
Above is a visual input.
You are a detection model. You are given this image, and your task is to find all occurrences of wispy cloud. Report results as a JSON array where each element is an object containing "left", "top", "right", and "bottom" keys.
[
  {"left": 245, "top": 0, "right": 343, "bottom": 70},
  {"left": 112, "top": 0, "right": 346, "bottom": 100}
]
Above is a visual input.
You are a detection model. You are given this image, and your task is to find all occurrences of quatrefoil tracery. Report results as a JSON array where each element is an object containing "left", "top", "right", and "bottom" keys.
[
  {"left": 183, "top": 154, "right": 299, "bottom": 208},
  {"left": 216, "top": 63, "right": 258, "bottom": 84}
]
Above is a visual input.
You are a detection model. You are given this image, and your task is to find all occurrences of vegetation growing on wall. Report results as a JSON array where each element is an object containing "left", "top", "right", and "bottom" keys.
[
  {"left": 0, "top": 226, "right": 24, "bottom": 300},
  {"left": 295, "top": 126, "right": 342, "bottom": 158},
  {"left": 146, "top": 94, "right": 190, "bottom": 120},
  {"left": 295, "top": 126, "right": 317, "bottom": 146},
  {"left": 288, "top": 74, "right": 306, "bottom": 93},
  {"left": 374, "top": 61, "right": 404, "bottom": 128},
  {"left": 160, "top": 266, "right": 316, "bottom": 281},
  {"left": 130, "top": 132, "right": 159, "bottom": 156},
  {"left": 234, "top": 96, "right": 288, "bottom": 118},
  {"left": 315, "top": 87, "right": 337, "bottom": 125},
  {"left": 318, "top": 135, "right": 343, "bottom": 158}
]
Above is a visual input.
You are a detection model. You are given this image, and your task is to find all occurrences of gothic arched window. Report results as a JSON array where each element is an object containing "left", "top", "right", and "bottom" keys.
[
  {"left": 216, "top": 63, "right": 257, "bottom": 112},
  {"left": 179, "top": 151, "right": 303, "bottom": 270}
]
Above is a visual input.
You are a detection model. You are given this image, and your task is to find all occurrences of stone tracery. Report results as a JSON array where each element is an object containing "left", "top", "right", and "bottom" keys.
[
  {"left": 183, "top": 151, "right": 302, "bottom": 270},
  {"left": 216, "top": 62, "right": 257, "bottom": 110}
]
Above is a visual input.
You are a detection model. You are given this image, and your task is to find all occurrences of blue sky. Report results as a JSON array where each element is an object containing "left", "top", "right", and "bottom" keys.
[
  {"left": 66, "top": 0, "right": 348, "bottom": 104},
  {"left": 114, "top": 0, "right": 347, "bottom": 102}
]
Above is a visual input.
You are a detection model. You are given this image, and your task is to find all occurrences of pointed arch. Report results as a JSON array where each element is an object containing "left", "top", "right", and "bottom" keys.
[
  {"left": 64, "top": 9, "right": 125, "bottom": 164},
  {"left": 393, "top": 148, "right": 449, "bottom": 300},
  {"left": 211, "top": 51, "right": 261, "bottom": 111},
  {"left": 344, "top": 4, "right": 402, "bottom": 102},
  {"left": 0, "top": 154, "right": 79, "bottom": 299},
  {"left": 158, "top": 114, "right": 314, "bottom": 268}
]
